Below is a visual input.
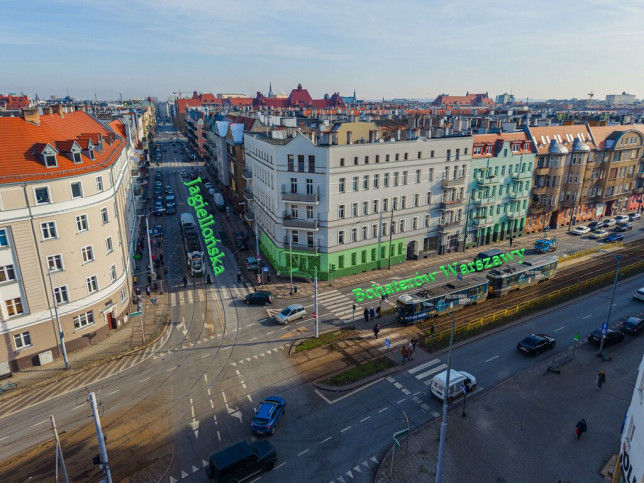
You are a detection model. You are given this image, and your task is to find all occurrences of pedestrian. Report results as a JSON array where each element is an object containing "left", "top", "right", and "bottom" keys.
[
  {"left": 363, "top": 307, "right": 369, "bottom": 324},
  {"left": 596, "top": 370, "right": 606, "bottom": 389},
  {"left": 206, "top": 273, "right": 212, "bottom": 285},
  {"left": 372, "top": 323, "right": 380, "bottom": 339},
  {"left": 146, "top": 285, "right": 151, "bottom": 298},
  {"left": 267, "top": 273, "right": 271, "bottom": 283},
  {"left": 369, "top": 307, "right": 375, "bottom": 320},
  {"left": 164, "top": 266, "right": 168, "bottom": 278},
  {"left": 411, "top": 337, "right": 418, "bottom": 351},
  {"left": 237, "top": 272, "right": 242, "bottom": 283},
  {"left": 406, "top": 341, "right": 414, "bottom": 361},
  {"left": 575, "top": 419, "right": 587, "bottom": 439},
  {"left": 147, "top": 272, "right": 152, "bottom": 284},
  {"left": 159, "top": 253, "right": 164, "bottom": 264},
  {"left": 400, "top": 345, "right": 408, "bottom": 364},
  {"left": 509, "top": 235, "right": 513, "bottom": 247},
  {"left": 376, "top": 306, "right": 381, "bottom": 318},
  {"left": 183, "top": 275, "right": 188, "bottom": 288}
]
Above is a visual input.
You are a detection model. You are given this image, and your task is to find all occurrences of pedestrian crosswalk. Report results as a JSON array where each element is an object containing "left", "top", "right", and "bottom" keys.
[
  {"left": 317, "top": 290, "right": 361, "bottom": 325},
  {"left": 169, "top": 284, "right": 248, "bottom": 306}
]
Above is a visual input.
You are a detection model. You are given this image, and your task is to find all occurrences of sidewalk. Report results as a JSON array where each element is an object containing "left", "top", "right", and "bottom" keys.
[{"left": 374, "top": 340, "right": 640, "bottom": 482}]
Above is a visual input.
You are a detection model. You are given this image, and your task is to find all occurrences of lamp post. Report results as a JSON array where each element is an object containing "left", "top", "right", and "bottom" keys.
[
  {"left": 598, "top": 250, "right": 622, "bottom": 357},
  {"left": 289, "top": 237, "right": 293, "bottom": 295},
  {"left": 387, "top": 206, "right": 395, "bottom": 269},
  {"left": 435, "top": 308, "right": 455, "bottom": 483},
  {"left": 47, "top": 268, "right": 69, "bottom": 370}
]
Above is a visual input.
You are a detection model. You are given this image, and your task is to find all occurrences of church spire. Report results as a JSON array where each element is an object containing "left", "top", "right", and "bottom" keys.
[{"left": 268, "top": 81, "right": 273, "bottom": 98}]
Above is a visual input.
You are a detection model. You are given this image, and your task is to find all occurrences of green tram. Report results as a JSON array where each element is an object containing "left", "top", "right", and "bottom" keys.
[{"left": 486, "top": 256, "right": 558, "bottom": 297}]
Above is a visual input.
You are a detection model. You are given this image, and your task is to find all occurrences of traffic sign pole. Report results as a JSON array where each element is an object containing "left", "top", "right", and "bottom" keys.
[{"left": 314, "top": 266, "right": 318, "bottom": 338}]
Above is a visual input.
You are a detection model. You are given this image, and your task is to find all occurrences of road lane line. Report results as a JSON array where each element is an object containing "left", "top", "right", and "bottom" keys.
[
  {"left": 360, "top": 416, "right": 371, "bottom": 422},
  {"left": 554, "top": 327, "right": 565, "bottom": 332},
  {"left": 314, "top": 378, "right": 385, "bottom": 405},
  {"left": 320, "top": 436, "right": 332, "bottom": 444},
  {"left": 201, "top": 354, "right": 209, "bottom": 358},
  {"left": 274, "top": 462, "right": 286, "bottom": 470},
  {"left": 378, "top": 407, "right": 388, "bottom": 413},
  {"left": 397, "top": 399, "right": 406, "bottom": 404},
  {"left": 139, "top": 377, "right": 151, "bottom": 383},
  {"left": 341, "top": 426, "right": 351, "bottom": 432},
  {"left": 485, "top": 355, "right": 500, "bottom": 363},
  {"left": 582, "top": 315, "right": 592, "bottom": 319},
  {"left": 298, "top": 449, "right": 310, "bottom": 456},
  {"left": 71, "top": 405, "right": 85, "bottom": 411},
  {"left": 106, "top": 390, "right": 119, "bottom": 397},
  {"left": 30, "top": 420, "right": 47, "bottom": 428}
]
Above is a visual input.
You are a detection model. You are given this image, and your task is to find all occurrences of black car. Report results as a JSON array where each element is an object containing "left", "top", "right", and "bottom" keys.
[
  {"left": 628, "top": 213, "right": 641, "bottom": 221},
  {"left": 587, "top": 329, "right": 625, "bottom": 346},
  {"left": 621, "top": 317, "right": 644, "bottom": 336},
  {"left": 586, "top": 221, "right": 602, "bottom": 231},
  {"left": 235, "top": 239, "right": 249, "bottom": 251},
  {"left": 615, "top": 223, "right": 632, "bottom": 232},
  {"left": 244, "top": 291, "right": 273, "bottom": 306},
  {"left": 517, "top": 333, "right": 556, "bottom": 355}
]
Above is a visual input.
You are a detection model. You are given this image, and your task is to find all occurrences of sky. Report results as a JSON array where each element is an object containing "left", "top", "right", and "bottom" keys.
[{"left": 1, "top": 0, "right": 643, "bottom": 102}]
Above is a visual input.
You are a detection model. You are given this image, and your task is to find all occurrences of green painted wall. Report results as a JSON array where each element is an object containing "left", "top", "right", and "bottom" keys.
[{"left": 260, "top": 233, "right": 407, "bottom": 281}]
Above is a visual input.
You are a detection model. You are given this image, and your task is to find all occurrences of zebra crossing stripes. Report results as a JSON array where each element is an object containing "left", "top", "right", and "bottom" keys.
[
  {"left": 317, "top": 290, "right": 360, "bottom": 323},
  {"left": 169, "top": 286, "right": 248, "bottom": 307}
]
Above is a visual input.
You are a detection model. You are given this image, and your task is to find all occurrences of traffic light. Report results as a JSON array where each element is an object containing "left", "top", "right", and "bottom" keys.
[
  {"left": 430, "top": 325, "right": 435, "bottom": 334},
  {"left": 93, "top": 454, "right": 101, "bottom": 465}
]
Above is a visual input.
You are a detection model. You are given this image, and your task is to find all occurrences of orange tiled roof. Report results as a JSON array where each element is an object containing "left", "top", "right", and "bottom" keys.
[
  {"left": 473, "top": 132, "right": 532, "bottom": 158},
  {"left": 0, "top": 110, "right": 126, "bottom": 184},
  {"left": 588, "top": 124, "right": 641, "bottom": 150},
  {"left": 527, "top": 125, "right": 595, "bottom": 155}
]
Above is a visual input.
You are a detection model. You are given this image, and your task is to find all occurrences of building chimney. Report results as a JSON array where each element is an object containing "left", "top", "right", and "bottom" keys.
[
  {"left": 23, "top": 107, "right": 40, "bottom": 125},
  {"left": 42, "top": 106, "right": 53, "bottom": 115},
  {"left": 75, "top": 105, "right": 85, "bottom": 112},
  {"left": 53, "top": 104, "right": 65, "bottom": 116}
]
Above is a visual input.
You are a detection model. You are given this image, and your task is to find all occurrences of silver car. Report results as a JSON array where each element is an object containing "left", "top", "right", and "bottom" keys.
[{"left": 275, "top": 304, "right": 306, "bottom": 325}]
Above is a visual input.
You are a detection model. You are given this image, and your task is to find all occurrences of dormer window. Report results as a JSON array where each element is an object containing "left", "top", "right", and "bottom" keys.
[
  {"left": 44, "top": 153, "right": 58, "bottom": 167},
  {"left": 72, "top": 151, "right": 82, "bottom": 163},
  {"left": 87, "top": 148, "right": 95, "bottom": 160}
]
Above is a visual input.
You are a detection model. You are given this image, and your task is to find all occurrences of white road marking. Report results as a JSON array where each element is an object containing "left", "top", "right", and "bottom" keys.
[
  {"left": 314, "top": 378, "right": 385, "bottom": 405},
  {"left": 106, "top": 390, "right": 119, "bottom": 397},
  {"left": 30, "top": 420, "right": 47, "bottom": 428},
  {"left": 485, "top": 355, "right": 499, "bottom": 363},
  {"left": 71, "top": 405, "right": 85, "bottom": 411},
  {"left": 201, "top": 354, "right": 209, "bottom": 358},
  {"left": 397, "top": 399, "right": 406, "bottom": 404},
  {"left": 275, "top": 462, "right": 286, "bottom": 470},
  {"left": 378, "top": 407, "right": 388, "bottom": 413},
  {"left": 414, "top": 363, "right": 447, "bottom": 380},
  {"left": 582, "top": 314, "right": 592, "bottom": 319},
  {"left": 298, "top": 449, "right": 310, "bottom": 456},
  {"left": 341, "top": 426, "right": 351, "bottom": 432},
  {"left": 407, "top": 358, "right": 440, "bottom": 374},
  {"left": 320, "top": 436, "right": 332, "bottom": 444},
  {"left": 360, "top": 416, "right": 371, "bottom": 422},
  {"left": 139, "top": 377, "right": 151, "bottom": 383},
  {"left": 554, "top": 326, "right": 565, "bottom": 332}
]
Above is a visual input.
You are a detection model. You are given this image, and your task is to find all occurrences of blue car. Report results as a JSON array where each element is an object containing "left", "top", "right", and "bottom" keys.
[
  {"left": 605, "top": 233, "right": 624, "bottom": 242},
  {"left": 251, "top": 396, "right": 285, "bottom": 435}
]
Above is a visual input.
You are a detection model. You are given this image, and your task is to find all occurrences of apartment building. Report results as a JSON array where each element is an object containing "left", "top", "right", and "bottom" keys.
[
  {"left": 0, "top": 107, "right": 137, "bottom": 373},
  {"left": 469, "top": 133, "right": 535, "bottom": 245},
  {"left": 244, "top": 127, "right": 472, "bottom": 280}
]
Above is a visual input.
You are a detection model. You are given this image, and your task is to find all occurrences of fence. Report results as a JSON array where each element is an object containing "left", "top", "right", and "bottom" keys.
[
  {"left": 557, "top": 240, "right": 622, "bottom": 263},
  {"left": 424, "top": 256, "right": 644, "bottom": 345}
]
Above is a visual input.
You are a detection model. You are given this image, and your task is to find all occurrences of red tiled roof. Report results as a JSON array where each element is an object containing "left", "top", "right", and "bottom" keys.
[
  {"left": 588, "top": 124, "right": 641, "bottom": 149},
  {"left": 527, "top": 125, "right": 595, "bottom": 155},
  {"left": 472, "top": 132, "right": 532, "bottom": 158},
  {"left": 0, "top": 95, "right": 31, "bottom": 110},
  {"left": 433, "top": 93, "right": 494, "bottom": 107},
  {"left": 0, "top": 110, "right": 126, "bottom": 184},
  {"left": 227, "top": 97, "right": 253, "bottom": 106}
]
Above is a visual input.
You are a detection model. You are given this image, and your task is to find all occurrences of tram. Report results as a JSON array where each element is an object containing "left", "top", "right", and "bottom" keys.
[{"left": 486, "top": 256, "right": 558, "bottom": 297}]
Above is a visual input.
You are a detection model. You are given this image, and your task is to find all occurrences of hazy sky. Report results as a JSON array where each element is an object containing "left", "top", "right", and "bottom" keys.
[{"left": 2, "top": 0, "right": 643, "bottom": 102}]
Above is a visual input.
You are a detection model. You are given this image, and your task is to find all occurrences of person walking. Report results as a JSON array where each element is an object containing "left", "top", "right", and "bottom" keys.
[
  {"left": 411, "top": 337, "right": 418, "bottom": 352},
  {"left": 369, "top": 307, "right": 375, "bottom": 320},
  {"left": 146, "top": 285, "right": 151, "bottom": 298},
  {"left": 267, "top": 273, "right": 271, "bottom": 283},
  {"left": 406, "top": 341, "right": 414, "bottom": 361},
  {"left": 372, "top": 323, "right": 380, "bottom": 339},
  {"left": 400, "top": 345, "right": 408, "bottom": 364},
  {"left": 183, "top": 275, "right": 188, "bottom": 288},
  {"left": 206, "top": 273, "right": 212, "bottom": 285},
  {"left": 375, "top": 306, "right": 381, "bottom": 318},
  {"left": 509, "top": 235, "right": 513, "bottom": 247},
  {"left": 363, "top": 307, "right": 369, "bottom": 324},
  {"left": 575, "top": 419, "right": 587, "bottom": 439},
  {"left": 596, "top": 370, "right": 606, "bottom": 389}
]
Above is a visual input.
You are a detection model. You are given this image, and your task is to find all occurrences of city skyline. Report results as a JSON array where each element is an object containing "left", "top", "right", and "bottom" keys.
[{"left": 1, "top": 0, "right": 643, "bottom": 101}]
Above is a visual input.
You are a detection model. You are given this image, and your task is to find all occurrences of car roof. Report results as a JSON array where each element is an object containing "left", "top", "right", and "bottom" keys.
[{"left": 286, "top": 303, "right": 304, "bottom": 310}]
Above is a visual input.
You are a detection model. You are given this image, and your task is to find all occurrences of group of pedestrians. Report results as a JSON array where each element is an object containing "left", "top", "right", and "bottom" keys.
[
  {"left": 400, "top": 337, "right": 418, "bottom": 364},
  {"left": 363, "top": 306, "right": 380, "bottom": 323},
  {"left": 574, "top": 371, "right": 607, "bottom": 440}
]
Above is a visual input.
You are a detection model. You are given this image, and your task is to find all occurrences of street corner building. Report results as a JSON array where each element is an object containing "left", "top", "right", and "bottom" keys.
[{"left": 0, "top": 105, "right": 141, "bottom": 374}]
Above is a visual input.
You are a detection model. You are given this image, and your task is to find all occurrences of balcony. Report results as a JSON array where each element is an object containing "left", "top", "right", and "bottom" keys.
[
  {"left": 512, "top": 171, "right": 532, "bottom": 181},
  {"left": 472, "top": 216, "right": 494, "bottom": 227},
  {"left": 438, "top": 221, "right": 463, "bottom": 234},
  {"left": 283, "top": 237, "right": 319, "bottom": 253},
  {"left": 510, "top": 190, "right": 530, "bottom": 201},
  {"left": 506, "top": 211, "right": 523, "bottom": 220},
  {"left": 533, "top": 166, "right": 549, "bottom": 175},
  {"left": 477, "top": 176, "right": 496, "bottom": 186},
  {"left": 243, "top": 189, "right": 254, "bottom": 202},
  {"left": 283, "top": 213, "right": 319, "bottom": 230},
  {"left": 532, "top": 185, "right": 547, "bottom": 195},
  {"left": 441, "top": 177, "right": 466, "bottom": 188},
  {"left": 242, "top": 169, "right": 253, "bottom": 180},
  {"left": 244, "top": 211, "right": 255, "bottom": 223},
  {"left": 473, "top": 196, "right": 496, "bottom": 207},
  {"left": 441, "top": 198, "right": 465, "bottom": 209},
  {"left": 281, "top": 184, "right": 320, "bottom": 203}
]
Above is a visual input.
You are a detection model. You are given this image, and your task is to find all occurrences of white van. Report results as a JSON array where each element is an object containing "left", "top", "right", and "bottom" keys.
[{"left": 429, "top": 369, "right": 476, "bottom": 400}]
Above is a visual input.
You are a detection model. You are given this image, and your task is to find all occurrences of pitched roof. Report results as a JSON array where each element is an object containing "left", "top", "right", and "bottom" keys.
[
  {"left": 0, "top": 110, "right": 125, "bottom": 184},
  {"left": 472, "top": 132, "right": 532, "bottom": 157},
  {"left": 527, "top": 125, "right": 595, "bottom": 155},
  {"left": 588, "top": 124, "right": 642, "bottom": 149}
]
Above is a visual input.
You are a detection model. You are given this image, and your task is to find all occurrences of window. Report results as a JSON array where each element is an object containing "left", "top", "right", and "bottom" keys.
[
  {"left": 394, "top": 172, "right": 399, "bottom": 186},
  {"left": 0, "top": 264, "right": 16, "bottom": 282},
  {"left": 120, "top": 288, "right": 128, "bottom": 304},
  {"left": 81, "top": 246, "right": 94, "bottom": 263},
  {"left": 292, "top": 231, "right": 299, "bottom": 244},
  {"left": 363, "top": 175, "right": 369, "bottom": 189},
  {"left": 353, "top": 176, "right": 358, "bottom": 191},
  {"left": 414, "top": 193, "right": 419, "bottom": 207},
  {"left": 399, "top": 220, "right": 405, "bottom": 232},
  {"left": 418, "top": 151, "right": 422, "bottom": 159},
  {"left": 308, "top": 155, "right": 315, "bottom": 173},
  {"left": 372, "top": 224, "right": 378, "bottom": 238},
  {"left": 54, "top": 285, "right": 69, "bottom": 304},
  {"left": 402, "top": 171, "right": 408, "bottom": 185},
  {"left": 352, "top": 202, "right": 358, "bottom": 217},
  {"left": 474, "top": 146, "right": 482, "bottom": 155},
  {"left": 446, "top": 150, "right": 451, "bottom": 161},
  {"left": 351, "top": 252, "right": 357, "bottom": 265},
  {"left": 44, "top": 152, "right": 57, "bottom": 167},
  {"left": 383, "top": 198, "right": 388, "bottom": 211},
  {"left": 365, "top": 156, "right": 369, "bottom": 164},
  {"left": 395, "top": 153, "right": 399, "bottom": 161},
  {"left": 361, "top": 251, "right": 367, "bottom": 263},
  {"left": 35, "top": 187, "right": 50, "bottom": 204},
  {"left": 416, "top": 169, "right": 421, "bottom": 183},
  {"left": 426, "top": 192, "right": 432, "bottom": 204},
  {"left": 306, "top": 206, "right": 314, "bottom": 219},
  {"left": 376, "top": 155, "right": 380, "bottom": 163},
  {"left": 76, "top": 214, "right": 89, "bottom": 232},
  {"left": 412, "top": 217, "right": 418, "bottom": 230},
  {"left": 6, "top": 297, "right": 24, "bottom": 317},
  {"left": 41, "top": 221, "right": 58, "bottom": 239},
  {"left": 47, "top": 254, "right": 64, "bottom": 271},
  {"left": 287, "top": 155, "right": 294, "bottom": 172},
  {"left": 362, "top": 226, "right": 367, "bottom": 239},
  {"left": 351, "top": 228, "right": 357, "bottom": 242},
  {"left": 373, "top": 200, "right": 379, "bottom": 213},
  {"left": 71, "top": 182, "right": 83, "bottom": 199},
  {"left": 425, "top": 214, "right": 430, "bottom": 227},
  {"left": 354, "top": 156, "right": 359, "bottom": 165},
  {"left": 455, "top": 149, "right": 460, "bottom": 160},
  {"left": 362, "top": 201, "right": 368, "bottom": 215},
  {"left": 86, "top": 275, "right": 99, "bottom": 294},
  {"left": 338, "top": 230, "right": 345, "bottom": 245},
  {"left": 298, "top": 155, "right": 305, "bottom": 172},
  {"left": 73, "top": 311, "right": 95, "bottom": 330},
  {"left": 0, "top": 229, "right": 7, "bottom": 247},
  {"left": 404, "top": 152, "right": 408, "bottom": 160},
  {"left": 290, "top": 178, "right": 297, "bottom": 193},
  {"left": 339, "top": 178, "right": 345, "bottom": 193},
  {"left": 392, "top": 196, "right": 398, "bottom": 210},
  {"left": 291, "top": 205, "right": 299, "bottom": 218},
  {"left": 338, "top": 255, "right": 344, "bottom": 269},
  {"left": 373, "top": 174, "right": 379, "bottom": 188},
  {"left": 96, "top": 176, "right": 104, "bottom": 192},
  {"left": 428, "top": 168, "right": 434, "bottom": 181},
  {"left": 338, "top": 205, "right": 345, "bottom": 219},
  {"left": 340, "top": 157, "right": 345, "bottom": 167},
  {"left": 382, "top": 222, "right": 387, "bottom": 236},
  {"left": 430, "top": 150, "right": 435, "bottom": 158},
  {"left": 105, "top": 237, "right": 114, "bottom": 254},
  {"left": 306, "top": 179, "right": 313, "bottom": 194},
  {"left": 384, "top": 173, "right": 389, "bottom": 187},
  {"left": 401, "top": 195, "right": 406, "bottom": 209},
  {"left": 386, "top": 154, "right": 390, "bottom": 162},
  {"left": 13, "top": 331, "right": 31, "bottom": 348},
  {"left": 101, "top": 208, "right": 109, "bottom": 224},
  {"left": 110, "top": 265, "right": 117, "bottom": 282}
]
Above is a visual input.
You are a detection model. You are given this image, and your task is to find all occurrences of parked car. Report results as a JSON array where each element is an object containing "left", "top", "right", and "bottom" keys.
[
  {"left": 166, "top": 202, "right": 176, "bottom": 214},
  {"left": 165, "top": 186, "right": 173, "bottom": 194},
  {"left": 208, "top": 188, "right": 216, "bottom": 197},
  {"left": 275, "top": 304, "right": 306, "bottom": 325},
  {"left": 154, "top": 202, "right": 164, "bottom": 216},
  {"left": 628, "top": 213, "right": 641, "bottom": 221},
  {"left": 587, "top": 221, "right": 602, "bottom": 231},
  {"left": 605, "top": 233, "right": 624, "bottom": 242},
  {"left": 244, "top": 290, "right": 273, "bottom": 306},
  {"left": 234, "top": 231, "right": 247, "bottom": 241},
  {"left": 587, "top": 328, "right": 624, "bottom": 346},
  {"left": 517, "top": 333, "right": 556, "bottom": 356},
  {"left": 603, "top": 218, "right": 617, "bottom": 227},
  {"left": 634, "top": 287, "right": 644, "bottom": 301},
  {"left": 235, "top": 239, "right": 249, "bottom": 251},
  {"left": 181, "top": 169, "right": 188, "bottom": 178},
  {"left": 152, "top": 225, "right": 164, "bottom": 237},
  {"left": 621, "top": 317, "right": 644, "bottom": 336},
  {"left": 246, "top": 257, "right": 258, "bottom": 271},
  {"left": 205, "top": 440, "right": 276, "bottom": 482},
  {"left": 205, "top": 182, "right": 214, "bottom": 190},
  {"left": 615, "top": 223, "right": 632, "bottom": 232},
  {"left": 571, "top": 225, "right": 590, "bottom": 235},
  {"left": 615, "top": 215, "right": 630, "bottom": 224},
  {"left": 251, "top": 396, "right": 286, "bottom": 435},
  {"left": 589, "top": 229, "right": 609, "bottom": 239}
]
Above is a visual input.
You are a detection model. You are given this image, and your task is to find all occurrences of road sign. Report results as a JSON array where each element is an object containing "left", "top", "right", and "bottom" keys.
[
  {"left": 457, "top": 273, "right": 463, "bottom": 280},
  {"left": 385, "top": 338, "right": 391, "bottom": 348},
  {"left": 312, "top": 312, "right": 316, "bottom": 319},
  {"left": 263, "top": 266, "right": 269, "bottom": 272},
  {"left": 601, "top": 322, "right": 608, "bottom": 335},
  {"left": 150, "top": 298, "right": 157, "bottom": 305},
  {"left": 129, "top": 311, "right": 142, "bottom": 317},
  {"left": 574, "top": 333, "right": 580, "bottom": 342},
  {"left": 256, "top": 255, "right": 262, "bottom": 260}
]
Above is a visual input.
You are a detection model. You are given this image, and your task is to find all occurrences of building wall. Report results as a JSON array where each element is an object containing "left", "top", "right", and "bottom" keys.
[{"left": 618, "top": 355, "right": 644, "bottom": 483}]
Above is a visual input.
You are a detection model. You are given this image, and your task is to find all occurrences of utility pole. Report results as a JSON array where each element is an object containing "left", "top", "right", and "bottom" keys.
[
  {"left": 436, "top": 309, "right": 455, "bottom": 483},
  {"left": 50, "top": 415, "right": 69, "bottom": 483},
  {"left": 289, "top": 238, "right": 294, "bottom": 295},
  {"left": 47, "top": 268, "right": 69, "bottom": 370},
  {"left": 89, "top": 392, "right": 113, "bottom": 483},
  {"left": 462, "top": 190, "right": 472, "bottom": 252},
  {"left": 387, "top": 207, "right": 395, "bottom": 269},
  {"left": 314, "top": 265, "right": 318, "bottom": 338},
  {"left": 254, "top": 214, "right": 261, "bottom": 279}
]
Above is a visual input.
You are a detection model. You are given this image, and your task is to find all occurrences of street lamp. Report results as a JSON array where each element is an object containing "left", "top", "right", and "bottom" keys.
[
  {"left": 47, "top": 267, "right": 70, "bottom": 370},
  {"left": 598, "top": 250, "right": 622, "bottom": 357},
  {"left": 435, "top": 308, "right": 455, "bottom": 483}
]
